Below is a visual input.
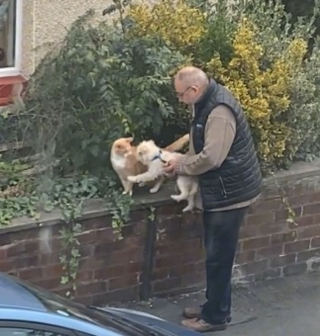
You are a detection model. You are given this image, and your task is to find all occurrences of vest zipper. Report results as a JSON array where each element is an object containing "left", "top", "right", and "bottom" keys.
[{"left": 219, "top": 177, "right": 227, "bottom": 198}]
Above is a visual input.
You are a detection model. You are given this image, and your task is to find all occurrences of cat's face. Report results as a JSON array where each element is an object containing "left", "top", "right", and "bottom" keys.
[{"left": 112, "top": 137, "right": 134, "bottom": 157}]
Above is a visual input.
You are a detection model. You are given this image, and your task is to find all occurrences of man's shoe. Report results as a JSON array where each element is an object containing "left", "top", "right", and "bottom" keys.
[
  {"left": 181, "top": 318, "right": 227, "bottom": 333},
  {"left": 182, "top": 307, "right": 232, "bottom": 323}
]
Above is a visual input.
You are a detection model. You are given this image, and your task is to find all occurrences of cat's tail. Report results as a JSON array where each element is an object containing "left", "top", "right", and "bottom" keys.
[{"left": 164, "top": 134, "right": 189, "bottom": 152}]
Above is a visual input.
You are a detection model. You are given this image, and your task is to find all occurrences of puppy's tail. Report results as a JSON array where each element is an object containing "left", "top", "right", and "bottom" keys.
[{"left": 164, "top": 134, "right": 189, "bottom": 152}]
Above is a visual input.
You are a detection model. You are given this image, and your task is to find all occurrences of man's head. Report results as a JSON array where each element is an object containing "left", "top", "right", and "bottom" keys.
[{"left": 173, "top": 66, "right": 209, "bottom": 104}]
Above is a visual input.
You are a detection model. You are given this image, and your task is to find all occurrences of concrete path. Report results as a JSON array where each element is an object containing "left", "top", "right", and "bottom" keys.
[{"left": 113, "top": 272, "right": 320, "bottom": 335}]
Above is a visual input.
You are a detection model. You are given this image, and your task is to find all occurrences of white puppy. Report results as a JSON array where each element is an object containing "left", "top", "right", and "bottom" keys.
[{"left": 127, "top": 140, "right": 198, "bottom": 212}]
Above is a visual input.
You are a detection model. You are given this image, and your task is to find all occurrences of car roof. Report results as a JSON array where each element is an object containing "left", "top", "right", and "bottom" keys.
[{"left": 0, "top": 273, "right": 46, "bottom": 311}]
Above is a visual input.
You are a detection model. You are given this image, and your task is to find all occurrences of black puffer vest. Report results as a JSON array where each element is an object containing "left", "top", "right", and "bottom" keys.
[{"left": 192, "top": 79, "right": 262, "bottom": 210}]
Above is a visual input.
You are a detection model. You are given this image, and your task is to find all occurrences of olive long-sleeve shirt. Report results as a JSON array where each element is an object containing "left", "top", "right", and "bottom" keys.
[{"left": 175, "top": 105, "right": 260, "bottom": 211}]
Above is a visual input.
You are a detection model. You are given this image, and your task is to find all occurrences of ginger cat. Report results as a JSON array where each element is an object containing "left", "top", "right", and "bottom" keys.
[{"left": 111, "top": 134, "right": 189, "bottom": 196}]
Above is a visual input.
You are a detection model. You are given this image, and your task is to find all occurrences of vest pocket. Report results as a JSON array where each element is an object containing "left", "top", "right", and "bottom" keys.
[{"left": 219, "top": 176, "right": 227, "bottom": 198}]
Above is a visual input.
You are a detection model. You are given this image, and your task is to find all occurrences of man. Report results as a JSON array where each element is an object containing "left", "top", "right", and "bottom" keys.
[{"left": 164, "top": 66, "right": 262, "bottom": 333}]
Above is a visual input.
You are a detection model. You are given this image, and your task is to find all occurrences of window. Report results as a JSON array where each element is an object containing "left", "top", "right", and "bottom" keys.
[
  {"left": 0, "top": 328, "right": 67, "bottom": 336},
  {"left": 0, "top": 0, "right": 22, "bottom": 75}
]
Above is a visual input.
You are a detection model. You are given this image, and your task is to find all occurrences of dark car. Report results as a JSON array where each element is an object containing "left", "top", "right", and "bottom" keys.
[{"left": 0, "top": 272, "right": 200, "bottom": 336}]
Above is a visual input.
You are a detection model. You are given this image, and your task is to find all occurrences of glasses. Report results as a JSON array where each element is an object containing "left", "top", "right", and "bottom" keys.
[{"left": 176, "top": 86, "right": 192, "bottom": 98}]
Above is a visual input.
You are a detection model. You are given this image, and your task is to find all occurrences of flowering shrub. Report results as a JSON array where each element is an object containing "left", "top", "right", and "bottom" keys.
[
  {"left": 17, "top": 0, "right": 320, "bottom": 177},
  {"left": 127, "top": 0, "right": 207, "bottom": 49},
  {"left": 207, "top": 19, "right": 307, "bottom": 171}
]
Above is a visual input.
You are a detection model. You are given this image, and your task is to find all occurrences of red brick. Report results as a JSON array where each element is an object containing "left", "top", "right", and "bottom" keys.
[
  {"left": 152, "top": 268, "right": 169, "bottom": 281},
  {"left": 304, "top": 203, "right": 320, "bottom": 215},
  {"left": 45, "top": 264, "right": 63, "bottom": 278},
  {"left": 19, "top": 267, "right": 43, "bottom": 280},
  {"left": 153, "top": 277, "right": 182, "bottom": 293},
  {"left": 108, "top": 251, "right": 132, "bottom": 265},
  {"left": 11, "top": 255, "right": 38, "bottom": 269},
  {"left": 287, "top": 195, "right": 310, "bottom": 207},
  {"left": 258, "top": 223, "right": 286, "bottom": 235},
  {"left": 181, "top": 272, "right": 205, "bottom": 287},
  {"left": 38, "top": 251, "right": 60, "bottom": 265},
  {"left": 239, "top": 225, "right": 258, "bottom": 239},
  {"left": 76, "top": 230, "right": 97, "bottom": 244},
  {"left": 283, "top": 263, "right": 307, "bottom": 276},
  {"left": 313, "top": 214, "right": 320, "bottom": 225},
  {"left": 74, "top": 296, "right": 93, "bottom": 306},
  {"left": 33, "top": 277, "right": 61, "bottom": 290},
  {"left": 271, "top": 231, "right": 297, "bottom": 245},
  {"left": 275, "top": 207, "right": 302, "bottom": 221},
  {"left": 155, "top": 255, "right": 184, "bottom": 268},
  {"left": 251, "top": 199, "right": 283, "bottom": 214},
  {"left": 311, "top": 237, "right": 320, "bottom": 248},
  {"left": 109, "top": 275, "right": 139, "bottom": 290},
  {"left": 262, "top": 268, "right": 281, "bottom": 279},
  {"left": 284, "top": 239, "right": 310, "bottom": 254},
  {"left": 271, "top": 254, "right": 296, "bottom": 268},
  {"left": 308, "top": 192, "right": 320, "bottom": 204},
  {"left": 0, "top": 247, "right": 7, "bottom": 260},
  {"left": 245, "top": 213, "right": 274, "bottom": 226},
  {"left": 91, "top": 286, "right": 139, "bottom": 305},
  {"left": 256, "top": 245, "right": 283, "bottom": 259},
  {"left": 297, "top": 248, "right": 320, "bottom": 262},
  {"left": 76, "top": 281, "right": 108, "bottom": 296},
  {"left": 240, "top": 260, "right": 269, "bottom": 275},
  {"left": 235, "top": 251, "right": 256, "bottom": 264},
  {"left": 77, "top": 270, "right": 93, "bottom": 282},
  {"left": 94, "top": 266, "right": 126, "bottom": 280},
  {"left": 127, "top": 261, "right": 143, "bottom": 273},
  {"left": 294, "top": 215, "right": 314, "bottom": 228},
  {"left": 7, "top": 241, "right": 39, "bottom": 258},
  {"left": 242, "top": 237, "right": 270, "bottom": 251},
  {"left": 299, "top": 225, "right": 320, "bottom": 239},
  {"left": 0, "top": 261, "right": 12, "bottom": 272},
  {"left": 182, "top": 250, "right": 205, "bottom": 263},
  {"left": 169, "top": 264, "right": 196, "bottom": 278}
]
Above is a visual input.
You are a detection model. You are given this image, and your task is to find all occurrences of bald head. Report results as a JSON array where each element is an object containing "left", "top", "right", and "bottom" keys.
[
  {"left": 175, "top": 66, "right": 209, "bottom": 87},
  {"left": 174, "top": 66, "right": 209, "bottom": 104}
]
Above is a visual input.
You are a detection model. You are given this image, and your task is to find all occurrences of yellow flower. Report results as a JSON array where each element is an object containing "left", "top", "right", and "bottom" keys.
[
  {"left": 207, "top": 19, "right": 307, "bottom": 170},
  {"left": 127, "top": 0, "right": 206, "bottom": 48}
]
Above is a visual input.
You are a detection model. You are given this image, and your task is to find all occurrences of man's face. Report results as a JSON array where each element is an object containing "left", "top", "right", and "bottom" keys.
[{"left": 174, "top": 78, "right": 199, "bottom": 105}]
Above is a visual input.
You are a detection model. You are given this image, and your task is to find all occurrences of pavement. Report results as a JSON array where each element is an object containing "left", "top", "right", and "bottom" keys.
[{"left": 112, "top": 272, "right": 320, "bottom": 335}]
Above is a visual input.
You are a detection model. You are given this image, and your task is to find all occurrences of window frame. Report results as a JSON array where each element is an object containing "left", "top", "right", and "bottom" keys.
[
  {"left": 0, "top": 0, "right": 23, "bottom": 77},
  {"left": 0, "top": 320, "right": 78, "bottom": 336}
]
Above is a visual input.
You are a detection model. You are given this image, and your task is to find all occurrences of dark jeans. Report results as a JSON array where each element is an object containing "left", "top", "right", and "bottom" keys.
[{"left": 200, "top": 207, "right": 248, "bottom": 325}]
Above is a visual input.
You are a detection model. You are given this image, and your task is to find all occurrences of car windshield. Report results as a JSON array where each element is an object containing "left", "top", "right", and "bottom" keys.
[{"left": 10, "top": 275, "right": 150, "bottom": 336}]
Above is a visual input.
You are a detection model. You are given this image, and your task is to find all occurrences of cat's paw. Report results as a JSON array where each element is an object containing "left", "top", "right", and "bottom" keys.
[
  {"left": 128, "top": 176, "right": 138, "bottom": 183},
  {"left": 122, "top": 190, "right": 133, "bottom": 196}
]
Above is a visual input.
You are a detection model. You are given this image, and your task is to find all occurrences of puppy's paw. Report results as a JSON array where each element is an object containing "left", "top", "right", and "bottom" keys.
[
  {"left": 171, "top": 194, "right": 182, "bottom": 202},
  {"left": 182, "top": 205, "right": 193, "bottom": 212},
  {"left": 150, "top": 186, "right": 160, "bottom": 194}
]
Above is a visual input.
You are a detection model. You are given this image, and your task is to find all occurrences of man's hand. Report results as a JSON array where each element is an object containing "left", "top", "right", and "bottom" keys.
[{"left": 163, "top": 157, "right": 180, "bottom": 175}]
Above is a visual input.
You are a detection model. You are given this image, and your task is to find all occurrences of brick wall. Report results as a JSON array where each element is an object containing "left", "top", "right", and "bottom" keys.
[{"left": 1, "top": 162, "right": 320, "bottom": 305}]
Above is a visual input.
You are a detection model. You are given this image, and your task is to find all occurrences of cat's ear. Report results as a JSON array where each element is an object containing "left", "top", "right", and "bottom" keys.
[{"left": 126, "top": 137, "right": 134, "bottom": 143}]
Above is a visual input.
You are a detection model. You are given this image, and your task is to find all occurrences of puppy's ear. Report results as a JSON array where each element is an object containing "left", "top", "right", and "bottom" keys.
[{"left": 125, "top": 137, "right": 134, "bottom": 143}]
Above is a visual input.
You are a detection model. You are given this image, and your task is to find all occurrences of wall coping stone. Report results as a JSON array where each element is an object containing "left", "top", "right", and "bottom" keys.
[{"left": 2, "top": 159, "right": 320, "bottom": 235}]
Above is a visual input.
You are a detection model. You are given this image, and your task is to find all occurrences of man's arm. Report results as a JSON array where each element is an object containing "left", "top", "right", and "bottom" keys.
[{"left": 175, "top": 105, "right": 236, "bottom": 176}]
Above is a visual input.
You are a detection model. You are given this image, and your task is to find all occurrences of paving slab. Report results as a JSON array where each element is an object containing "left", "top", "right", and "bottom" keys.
[{"left": 111, "top": 272, "right": 320, "bottom": 335}]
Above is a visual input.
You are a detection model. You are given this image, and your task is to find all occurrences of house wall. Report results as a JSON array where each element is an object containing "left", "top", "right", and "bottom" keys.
[{"left": 21, "top": 0, "right": 112, "bottom": 75}]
